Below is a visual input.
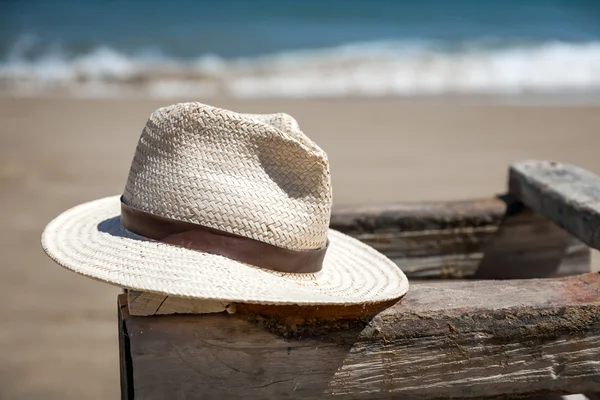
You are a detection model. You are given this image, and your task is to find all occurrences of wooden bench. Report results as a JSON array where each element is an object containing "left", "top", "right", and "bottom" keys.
[{"left": 118, "top": 160, "right": 600, "bottom": 399}]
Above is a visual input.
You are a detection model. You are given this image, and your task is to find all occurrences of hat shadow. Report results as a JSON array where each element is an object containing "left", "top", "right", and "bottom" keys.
[{"left": 96, "top": 216, "right": 150, "bottom": 242}]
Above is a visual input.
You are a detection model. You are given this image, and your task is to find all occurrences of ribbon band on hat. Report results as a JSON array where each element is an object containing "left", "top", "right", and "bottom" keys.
[{"left": 120, "top": 197, "right": 328, "bottom": 274}]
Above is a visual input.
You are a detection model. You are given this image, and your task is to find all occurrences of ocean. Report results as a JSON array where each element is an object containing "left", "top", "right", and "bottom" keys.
[{"left": 2, "top": 0, "right": 600, "bottom": 99}]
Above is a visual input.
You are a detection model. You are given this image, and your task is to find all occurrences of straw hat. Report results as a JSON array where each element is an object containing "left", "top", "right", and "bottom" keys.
[{"left": 41, "top": 102, "right": 408, "bottom": 305}]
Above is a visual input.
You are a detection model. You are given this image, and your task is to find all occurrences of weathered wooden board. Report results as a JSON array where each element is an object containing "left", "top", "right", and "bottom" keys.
[
  {"left": 510, "top": 160, "right": 600, "bottom": 251},
  {"left": 119, "top": 272, "right": 600, "bottom": 400},
  {"left": 330, "top": 196, "right": 589, "bottom": 279}
]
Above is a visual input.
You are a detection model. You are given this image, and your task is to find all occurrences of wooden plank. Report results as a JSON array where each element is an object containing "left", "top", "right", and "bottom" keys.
[
  {"left": 509, "top": 160, "right": 600, "bottom": 251},
  {"left": 127, "top": 280, "right": 476, "bottom": 317},
  {"left": 127, "top": 290, "right": 235, "bottom": 316},
  {"left": 473, "top": 207, "right": 588, "bottom": 279},
  {"left": 331, "top": 196, "right": 588, "bottom": 279},
  {"left": 119, "top": 272, "right": 600, "bottom": 399},
  {"left": 126, "top": 280, "right": 468, "bottom": 316}
]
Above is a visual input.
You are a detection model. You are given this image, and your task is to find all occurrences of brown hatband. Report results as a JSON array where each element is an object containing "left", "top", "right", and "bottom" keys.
[{"left": 119, "top": 198, "right": 328, "bottom": 273}]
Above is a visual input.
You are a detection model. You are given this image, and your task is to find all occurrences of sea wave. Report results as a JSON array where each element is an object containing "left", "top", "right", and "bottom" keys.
[{"left": 2, "top": 40, "right": 600, "bottom": 98}]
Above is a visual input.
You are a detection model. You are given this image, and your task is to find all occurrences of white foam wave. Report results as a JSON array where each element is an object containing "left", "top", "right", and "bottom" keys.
[{"left": 2, "top": 40, "right": 600, "bottom": 98}]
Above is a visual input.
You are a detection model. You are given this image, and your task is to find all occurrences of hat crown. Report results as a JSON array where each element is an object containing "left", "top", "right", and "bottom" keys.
[{"left": 122, "top": 102, "right": 332, "bottom": 251}]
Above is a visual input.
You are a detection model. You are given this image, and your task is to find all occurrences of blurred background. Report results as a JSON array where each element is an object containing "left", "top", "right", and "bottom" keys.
[
  {"left": 3, "top": 0, "right": 600, "bottom": 98},
  {"left": 2, "top": 1, "right": 600, "bottom": 398}
]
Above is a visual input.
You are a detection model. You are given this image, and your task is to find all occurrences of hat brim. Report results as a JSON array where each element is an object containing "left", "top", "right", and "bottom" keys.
[{"left": 41, "top": 195, "right": 409, "bottom": 305}]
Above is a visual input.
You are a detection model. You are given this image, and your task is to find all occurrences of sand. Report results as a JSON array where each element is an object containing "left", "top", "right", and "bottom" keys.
[{"left": 2, "top": 96, "right": 600, "bottom": 399}]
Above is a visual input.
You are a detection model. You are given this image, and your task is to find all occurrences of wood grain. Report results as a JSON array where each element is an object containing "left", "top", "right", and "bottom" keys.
[
  {"left": 510, "top": 160, "right": 600, "bottom": 251},
  {"left": 330, "top": 196, "right": 588, "bottom": 279},
  {"left": 119, "top": 272, "right": 600, "bottom": 399}
]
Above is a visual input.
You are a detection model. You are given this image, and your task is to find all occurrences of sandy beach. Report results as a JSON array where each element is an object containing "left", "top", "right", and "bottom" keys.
[{"left": 2, "top": 96, "right": 600, "bottom": 399}]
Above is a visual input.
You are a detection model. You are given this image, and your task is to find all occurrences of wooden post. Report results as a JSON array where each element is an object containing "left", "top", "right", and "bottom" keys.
[
  {"left": 119, "top": 273, "right": 600, "bottom": 400},
  {"left": 509, "top": 160, "right": 600, "bottom": 400},
  {"left": 510, "top": 160, "right": 600, "bottom": 251}
]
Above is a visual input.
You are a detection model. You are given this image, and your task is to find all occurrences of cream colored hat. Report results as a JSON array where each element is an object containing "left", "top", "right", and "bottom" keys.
[{"left": 41, "top": 102, "right": 408, "bottom": 305}]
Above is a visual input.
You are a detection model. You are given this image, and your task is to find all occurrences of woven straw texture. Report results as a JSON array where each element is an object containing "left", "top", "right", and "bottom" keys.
[
  {"left": 124, "top": 103, "right": 330, "bottom": 251},
  {"left": 41, "top": 102, "right": 409, "bottom": 304}
]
